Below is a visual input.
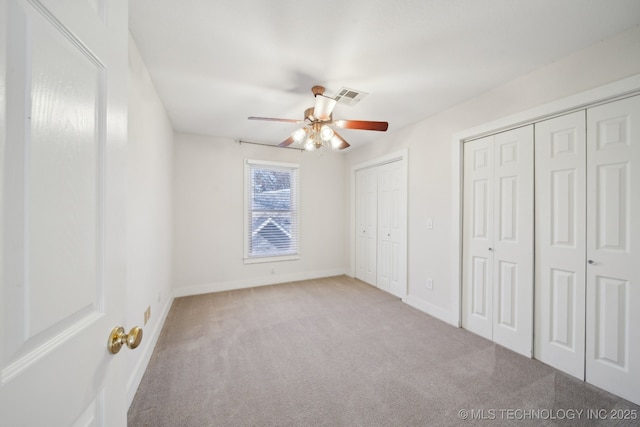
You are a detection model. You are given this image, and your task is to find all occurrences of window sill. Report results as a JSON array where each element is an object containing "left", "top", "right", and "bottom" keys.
[{"left": 243, "top": 254, "right": 300, "bottom": 264}]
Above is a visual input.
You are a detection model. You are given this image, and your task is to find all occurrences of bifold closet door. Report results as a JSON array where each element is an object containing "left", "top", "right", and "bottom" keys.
[
  {"left": 534, "top": 111, "right": 587, "bottom": 379},
  {"left": 462, "top": 126, "right": 534, "bottom": 357},
  {"left": 355, "top": 167, "right": 378, "bottom": 286},
  {"left": 534, "top": 96, "right": 640, "bottom": 405},
  {"left": 585, "top": 95, "right": 640, "bottom": 405},
  {"left": 377, "top": 161, "right": 404, "bottom": 297},
  {"left": 462, "top": 135, "right": 494, "bottom": 340},
  {"left": 355, "top": 161, "right": 406, "bottom": 298}
]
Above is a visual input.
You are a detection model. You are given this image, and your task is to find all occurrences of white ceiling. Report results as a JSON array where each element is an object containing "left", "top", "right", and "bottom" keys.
[{"left": 129, "top": 0, "right": 640, "bottom": 150}]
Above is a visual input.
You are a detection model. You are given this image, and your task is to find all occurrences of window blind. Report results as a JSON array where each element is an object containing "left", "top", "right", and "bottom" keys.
[{"left": 244, "top": 160, "right": 299, "bottom": 261}]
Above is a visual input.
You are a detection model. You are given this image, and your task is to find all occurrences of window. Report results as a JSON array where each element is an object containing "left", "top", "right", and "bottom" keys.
[{"left": 244, "top": 159, "right": 300, "bottom": 263}]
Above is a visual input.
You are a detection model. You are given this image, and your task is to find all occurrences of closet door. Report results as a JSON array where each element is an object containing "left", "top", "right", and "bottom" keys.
[
  {"left": 462, "top": 125, "right": 534, "bottom": 356},
  {"left": 534, "top": 111, "right": 587, "bottom": 379},
  {"left": 355, "top": 167, "right": 378, "bottom": 286},
  {"left": 377, "top": 161, "right": 404, "bottom": 297},
  {"left": 377, "top": 164, "right": 392, "bottom": 293},
  {"left": 586, "top": 95, "right": 640, "bottom": 405},
  {"left": 491, "top": 127, "right": 534, "bottom": 357},
  {"left": 463, "top": 135, "right": 495, "bottom": 340}
]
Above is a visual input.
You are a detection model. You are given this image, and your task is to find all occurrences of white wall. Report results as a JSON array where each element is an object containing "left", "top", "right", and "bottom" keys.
[
  {"left": 173, "top": 136, "right": 346, "bottom": 296},
  {"left": 126, "top": 35, "right": 175, "bottom": 405},
  {"left": 345, "top": 26, "right": 640, "bottom": 325}
]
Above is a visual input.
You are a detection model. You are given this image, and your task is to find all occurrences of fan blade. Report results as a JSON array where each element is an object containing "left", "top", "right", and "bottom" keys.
[
  {"left": 248, "top": 116, "right": 301, "bottom": 123},
  {"left": 313, "top": 95, "right": 337, "bottom": 120},
  {"left": 278, "top": 136, "right": 295, "bottom": 147},
  {"left": 333, "top": 119, "right": 388, "bottom": 131},
  {"left": 331, "top": 131, "right": 350, "bottom": 150}
]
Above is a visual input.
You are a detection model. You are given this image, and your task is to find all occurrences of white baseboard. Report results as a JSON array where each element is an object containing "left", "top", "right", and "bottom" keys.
[
  {"left": 126, "top": 295, "right": 174, "bottom": 408},
  {"left": 173, "top": 268, "right": 346, "bottom": 298},
  {"left": 404, "top": 294, "right": 459, "bottom": 327}
]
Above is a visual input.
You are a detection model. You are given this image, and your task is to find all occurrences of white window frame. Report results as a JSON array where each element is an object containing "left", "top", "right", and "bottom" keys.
[{"left": 243, "top": 159, "right": 300, "bottom": 264}]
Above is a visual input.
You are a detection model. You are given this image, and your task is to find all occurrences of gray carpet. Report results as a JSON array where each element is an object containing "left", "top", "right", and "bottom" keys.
[{"left": 128, "top": 275, "right": 640, "bottom": 426}]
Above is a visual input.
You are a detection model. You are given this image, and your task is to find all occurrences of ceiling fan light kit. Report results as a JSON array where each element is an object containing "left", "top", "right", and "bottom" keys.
[
  {"left": 295, "top": 122, "right": 338, "bottom": 151},
  {"left": 248, "top": 85, "right": 389, "bottom": 151}
]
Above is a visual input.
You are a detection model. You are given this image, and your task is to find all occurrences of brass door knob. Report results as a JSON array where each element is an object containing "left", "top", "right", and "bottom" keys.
[{"left": 108, "top": 326, "right": 143, "bottom": 354}]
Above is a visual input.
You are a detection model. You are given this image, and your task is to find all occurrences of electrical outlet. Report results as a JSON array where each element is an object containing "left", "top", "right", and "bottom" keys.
[{"left": 426, "top": 278, "right": 433, "bottom": 290}]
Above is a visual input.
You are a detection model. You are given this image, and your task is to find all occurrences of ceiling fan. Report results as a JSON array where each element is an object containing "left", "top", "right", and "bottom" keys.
[{"left": 248, "top": 86, "right": 388, "bottom": 151}]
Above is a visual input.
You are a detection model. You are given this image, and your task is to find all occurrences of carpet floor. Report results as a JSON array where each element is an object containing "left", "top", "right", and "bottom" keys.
[{"left": 128, "top": 275, "right": 640, "bottom": 426}]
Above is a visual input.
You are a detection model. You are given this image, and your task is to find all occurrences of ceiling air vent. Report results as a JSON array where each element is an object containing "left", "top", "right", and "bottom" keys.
[{"left": 334, "top": 87, "right": 368, "bottom": 106}]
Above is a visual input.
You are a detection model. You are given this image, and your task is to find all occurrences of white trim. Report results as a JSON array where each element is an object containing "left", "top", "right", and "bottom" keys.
[
  {"left": 246, "top": 159, "right": 299, "bottom": 168},
  {"left": 173, "top": 268, "right": 346, "bottom": 298},
  {"left": 451, "top": 73, "right": 640, "bottom": 329},
  {"left": 350, "top": 148, "right": 409, "bottom": 299},
  {"left": 404, "top": 295, "right": 458, "bottom": 327},
  {"left": 349, "top": 169, "right": 356, "bottom": 278},
  {"left": 126, "top": 294, "right": 174, "bottom": 408},
  {"left": 243, "top": 254, "right": 300, "bottom": 264},
  {"left": 352, "top": 149, "right": 408, "bottom": 171}
]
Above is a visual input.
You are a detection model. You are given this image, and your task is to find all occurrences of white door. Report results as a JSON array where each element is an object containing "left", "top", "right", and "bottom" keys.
[
  {"left": 376, "top": 161, "right": 405, "bottom": 298},
  {"left": 585, "top": 95, "right": 640, "bottom": 405},
  {"left": 377, "top": 164, "right": 392, "bottom": 293},
  {"left": 462, "top": 135, "right": 495, "bottom": 340},
  {"left": 0, "top": 0, "right": 129, "bottom": 425},
  {"left": 534, "top": 111, "right": 587, "bottom": 379},
  {"left": 355, "top": 167, "right": 377, "bottom": 286},
  {"left": 491, "top": 128, "right": 534, "bottom": 357},
  {"left": 462, "top": 126, "right": 534, "bottom": 357}
]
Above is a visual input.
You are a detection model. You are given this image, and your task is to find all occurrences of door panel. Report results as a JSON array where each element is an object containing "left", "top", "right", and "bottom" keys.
[
  {"left": 550, "top": 269, "right": 576, "bottom": 349},
  {"left": 497, "top": 260, "right": 517, "bottom": 328},
  {"left": 586, "top": 95, "right": 640, "bottom": 405},
  {"left": 594, "top": 276, "right": 627, "bottom": 368},
  {"left": 596, "top": 163, "right": 628, "bottom": 251},
  {"left": 377, "top": 165, "right": 391, "bottom": 292},
  {"left": 473, "top": 180, "right": 490, "bottom": 239},
  {"left": 498, "top": 176, "right": 518, "bottom": 242},
  {"left": 377, "top": 161, "right": 405, "bottom": 297},
  {"left": 534, "top": 111, "right": 586, "bottom": 379},
  {"left": 29, "top": 6, "right": 101, "bottom": 338},
  {"left": 391, "top": 240, "right": 401, "bottom": 293},
  {"left": 463, "top": 136, "right": 494, "bottom": 340},
  {"left": 377, "top": 239, "right": 390, "bottom": 291},
  {"left": 355, "top": 167, "right": 377, "bottom": 286},
  {"left": 355, "top": 170, "right": 367, "bottom": 281},
  {"left": 0, "top": 0, "right": 128, "bottom": 424},
  {"left": 388, "top": 162, "right": 405, "bottom": 297},
  {"left": 491, "top": 127, "right": 534, "bottom": 357},
  {"left": 471, "top": 256, "right": 490, "bottom": 318}
]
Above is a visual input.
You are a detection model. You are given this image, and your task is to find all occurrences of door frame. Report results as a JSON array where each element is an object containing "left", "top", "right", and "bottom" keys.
[
  {"left": 451, "top": 73, "right": 640, "bottom": 328},
  {"left": 350, "top": 149, "right": 408, "bottom": 299}
]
